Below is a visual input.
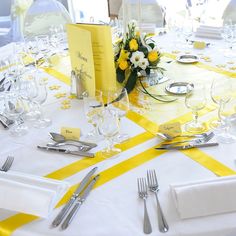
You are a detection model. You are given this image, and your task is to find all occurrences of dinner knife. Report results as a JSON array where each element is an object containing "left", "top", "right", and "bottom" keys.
[
  {"left": 37, "top": 146, "right": 94, "bottom": 158},
  {"left": 51, "top": 167, "right": 98, "bottom": 228},
  {"left": 155, "top": 142, "right": 219, "bottom": 150},
  {"left": 61, "top": 175, "right": 99, "bottom": 230}
]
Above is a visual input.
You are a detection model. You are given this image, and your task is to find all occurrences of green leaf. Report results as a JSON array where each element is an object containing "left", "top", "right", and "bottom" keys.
[
  {"left": 148, "top": 43, "right": 155, "bottom": 49},
  {"left": 116, "top": 68, "right": 125, "bottom": 83},
  {"left": 124, "top": 70, "right": 138, "bottom": 93}
]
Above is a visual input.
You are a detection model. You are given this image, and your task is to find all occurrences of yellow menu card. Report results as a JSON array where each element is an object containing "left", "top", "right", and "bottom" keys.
[{"left": 67, "top": 24, "right": 117, "bottom": 96}]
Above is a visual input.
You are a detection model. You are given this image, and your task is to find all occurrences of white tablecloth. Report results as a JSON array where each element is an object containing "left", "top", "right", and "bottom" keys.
[{"left": 1, "top": 33, "right": 236, "bottom": 236}]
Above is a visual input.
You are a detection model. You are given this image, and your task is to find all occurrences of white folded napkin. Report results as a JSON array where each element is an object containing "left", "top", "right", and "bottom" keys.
[
  {"left": 171, "top": 176, "right": 236, "bottom": 219},
  {"left": 195, "top": 25, "right": 222, "bottom": 39},
  {"left": 0, "top": 171, "right": 69, "bottom": 218}
]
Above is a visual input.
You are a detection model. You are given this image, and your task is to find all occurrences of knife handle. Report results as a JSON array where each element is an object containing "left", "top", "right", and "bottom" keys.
[
  {"left": 51, "top": 198, "right": 75, "bottom": 227},
  {"left": 61, "top": 201, "right": 82, "bottom": 230}
]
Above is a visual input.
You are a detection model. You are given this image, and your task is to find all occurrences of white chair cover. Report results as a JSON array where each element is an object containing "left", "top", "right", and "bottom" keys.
[
  {"left": 120, "top": 0, "right": 165, "bottom": 28},
  {"left": 223, "top": 0, "right": 236, "bottom": 24},
  {"left": 23, "top": 0, "right": 72, "bottom": 38}
]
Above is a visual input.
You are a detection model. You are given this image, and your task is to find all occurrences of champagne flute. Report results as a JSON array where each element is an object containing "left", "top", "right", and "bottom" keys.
[
  {"left": 106, "top": 88, "right": 130, "bottom": 142},
  {"left": 185, "top": 83, "right": 207, "bottom": 133},
  {"left": 98, "top": 108, "right": 121, "bottom": 158},
  {"left": 83, "top": 90, "right": 104, "bottom": 142}
]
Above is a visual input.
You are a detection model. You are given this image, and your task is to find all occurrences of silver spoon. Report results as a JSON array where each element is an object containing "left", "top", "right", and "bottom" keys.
[{"left": 49, "top": 132, "right": 97, "bottom": 148}]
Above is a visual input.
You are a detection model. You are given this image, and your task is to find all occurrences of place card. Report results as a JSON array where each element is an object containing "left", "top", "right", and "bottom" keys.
[
  {"left": 61, "top": 127, "right": 80, "bottom": 140},
  {"left": 158, "top": 122, "right": 181, "bottom": 137}
]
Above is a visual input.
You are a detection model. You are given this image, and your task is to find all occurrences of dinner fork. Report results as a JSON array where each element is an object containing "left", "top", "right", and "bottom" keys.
[
  {"left": 137, "top": 178, "right": 152, "bottom": 234},
  {"left": 147, "top": 170, "right": 168, "bottom": 233},
  {"left": 0, "top": 156, "right": 14, "bottom": 172}
]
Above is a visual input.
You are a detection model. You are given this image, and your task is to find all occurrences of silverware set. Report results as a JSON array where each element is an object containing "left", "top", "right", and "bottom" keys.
[
  {"left": 0, "top": 156, "right": 14, "bottom": 172},
  {"left": 52, "top": 167, "right": 99, "bottom": 230},
  {"left": 156, "top": 131, "right": 218, "bottom": 150},
  {"left": 37, "top": 132, "right": 98, "bottom": 158},
  {"left": 137, "top": 170, "right": 168, "bottom": 234}
]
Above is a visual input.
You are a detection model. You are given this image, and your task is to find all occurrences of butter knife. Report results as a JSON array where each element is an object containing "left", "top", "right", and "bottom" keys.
[
  {"left": 51, "top": 167, "right": 98, "bottom": 227},
  {"left": 61, "top": 175, "right": 99, "bottom": 230},
  {"left": 155, "top": 142, "right": 219, "bottom": 150},
  {"left": 37, "top": 146, "right": 94, "bottom": 158}
]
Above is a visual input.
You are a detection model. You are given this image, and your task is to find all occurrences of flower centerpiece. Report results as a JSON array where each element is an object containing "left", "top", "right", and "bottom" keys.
[{"left": 114, "top": 21, "right": 163, "bottom": 95}]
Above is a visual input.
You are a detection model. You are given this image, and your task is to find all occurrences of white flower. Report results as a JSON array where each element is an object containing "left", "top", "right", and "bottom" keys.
[
  {"left": 130, "top": 51, "right": 145, "bottom": 68},
  {"left": 138, "top": 58, "right": 149, "bottom": 70}
]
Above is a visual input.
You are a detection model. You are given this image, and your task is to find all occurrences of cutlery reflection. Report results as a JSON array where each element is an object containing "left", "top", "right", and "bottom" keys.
[
  {"left": 155, "top": 142, "right": 219, "bottom": 150},
  {"left": 52, "top": 167, "right": 98, "bottom": 228},
  {"left": 37, "top": 146, "right": 94, "bottom": 158},
  {"left": 61, "top": 175, "right": 99, "bottom": 230}
]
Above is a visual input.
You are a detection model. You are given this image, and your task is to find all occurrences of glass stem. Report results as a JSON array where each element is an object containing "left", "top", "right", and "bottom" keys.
[
  {"left": 193, "top": 110, "right": 199, "bottom": 125},
  {"left": 218, "top": 100, "right": 224, "bottom": 124}
]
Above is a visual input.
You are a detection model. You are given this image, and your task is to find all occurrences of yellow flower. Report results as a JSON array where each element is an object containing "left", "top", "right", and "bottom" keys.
[
  {"left": 119, "top": 60, "right": 129, "bottom": 70},
  {"left": 129, "top": 39, "right": 138, "bottom": 51},
  {"left": 118, "top": 49, "right": 129, "bottom": 63},
  {"left": 148, "top": 50, "right": 159, "bottom": 62},
  {"left": 136, "top": 31, "right": 141, "bottom": 37}
]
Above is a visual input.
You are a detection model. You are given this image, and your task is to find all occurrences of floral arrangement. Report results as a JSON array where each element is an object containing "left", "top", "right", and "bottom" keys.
[{"left": 114, "top": 21, "right": 163, "bottom": 94}]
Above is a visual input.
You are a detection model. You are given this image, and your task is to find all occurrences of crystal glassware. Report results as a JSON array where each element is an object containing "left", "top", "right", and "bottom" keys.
[{"left": 185, "top": 83, "right": 206, "bottom": 133}]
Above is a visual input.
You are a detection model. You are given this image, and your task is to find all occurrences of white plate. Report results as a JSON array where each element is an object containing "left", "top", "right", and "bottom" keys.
[
  {"left": 165, "top": 82, "right": 194, "bottom": 95},
  {"left": 176, "top": 54, "right": 199, "bottom": 64}
]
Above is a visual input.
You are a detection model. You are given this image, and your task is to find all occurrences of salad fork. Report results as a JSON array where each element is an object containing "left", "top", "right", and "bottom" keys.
[
  {"left": 137, "top": 178, "right": 152, "bottom": 234},
  {"left": 0, "top": 156, "right": 14, "bottom": 172},
  {"left": 147, "top": 170, "right": 168, "bottom": 233}
]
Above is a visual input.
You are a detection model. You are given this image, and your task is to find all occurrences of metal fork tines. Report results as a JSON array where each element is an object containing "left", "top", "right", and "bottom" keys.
[
  {"left": 137, "top": 178, "right": 152, "bottom": 234},
  {"left": 147, "top": 170, "right": 168, "bottom": 233},
  {"left": 0, "top": 156, "right": 14, "bottom": 172}
]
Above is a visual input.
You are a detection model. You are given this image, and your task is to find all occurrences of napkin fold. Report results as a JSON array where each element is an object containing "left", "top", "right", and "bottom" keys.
[
  {"left": 195, "top": 25, "right": 222, "bottom": 39},
  {"left": 0, "top": 171, "right": 69, "bottom": 218},
  {"left": 171, "top": 176, "right": 236, "bottom": 219}
]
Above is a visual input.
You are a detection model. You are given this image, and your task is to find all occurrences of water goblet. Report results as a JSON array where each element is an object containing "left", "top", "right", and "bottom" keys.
[
  {"left": 185, "top": 83, "right": 207, "bottom": 133},
  {"left": 98, "top": 108, "right": 121, "bottom": 158},
  {"left": 83, "top": 90, "right": 104, "bottom": 142},
  {"left": 4, "top": 92, "right": 28, "bottom": 136},
  {"left": 106, "top": 88, "right": 130, "bottom": 142}
]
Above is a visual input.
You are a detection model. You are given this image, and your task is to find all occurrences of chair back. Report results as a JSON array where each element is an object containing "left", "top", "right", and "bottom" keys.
[
  {"left": 223, "top": 0, "right": 236, "bottom": 23},
  {"left": 23, "top": 0, "right": 72, "bottom": 38}
]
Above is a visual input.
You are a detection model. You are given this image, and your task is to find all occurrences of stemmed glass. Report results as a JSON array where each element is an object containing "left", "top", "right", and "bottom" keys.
[
  {"left": 32, "top": 78, "right": 52, "bottom": 128},
  {"left": 98, "top": 108, "right": 121, "bottom": 158},
  {"left": 106, "top": 88, "right": 130, "bottom": 142},
  {"left": 83, "top": 90, "right": 104, "bottom": 142},
  {"left": 185, "top": 83, "right": 207, "bottom": 133},
  {"left": 4, "top": 92, "right": 28, "bottom": 136},
  {"left": 35, "top": 35, "right": 51, "bottom": 67},
  {"left": 221, "top": 24, "right": 236, "bottom": 58},
  {"left": 210, "top": 77, "right": 235, "bottom": 143}
]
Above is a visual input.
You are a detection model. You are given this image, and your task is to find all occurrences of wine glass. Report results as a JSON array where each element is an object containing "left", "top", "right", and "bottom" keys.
[
  {"left": 210, "top": 77, "right": 235, "bottom": 143},
  {"left": 210, "top": 77, "right": 232, "bottom": 128},
  {"left": 4, "top": 92, "right": 28, "bottom": 136},
  {"left": 32, "top": 77, "right": 52, "bottom": 128},
  {"left": 106, "top": 88, "right": 130, "bottom": 142},
  {"left": 35, "top": 35, "right": 51, "bottom": 67},
  {"left": 98, "top": 108, "right": 121, "bottom": 158},
  {"left": 185, "top": 83, "right": 207, "bottom": 133},
  {"left": 83, "top": 90, "right": 104, "bottom": 142}
]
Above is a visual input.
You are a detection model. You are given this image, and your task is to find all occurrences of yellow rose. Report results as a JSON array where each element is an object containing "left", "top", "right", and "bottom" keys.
[
  {"left": 118, "top": 49, "right": 129, "bottom": 63},
  {"left": 129, "top": 39, "right": 138, "bottom": 51},
  {"left": 148, "top": 50, "right": 159, "bottom": 62},
  {"left": 119, "top": 60, "right": 129, "bottom": 70}
]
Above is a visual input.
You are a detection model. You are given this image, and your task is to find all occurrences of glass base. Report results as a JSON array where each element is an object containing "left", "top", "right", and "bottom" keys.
[
  {"left": 185, "top": 121, "right": 207, "bottom": 134},
  {"left": 214, "top": 125, "right": 236, "bottom": 144},
  {"left": 114, "top": 133, "right": 130, "bottom": 143},
  {"left": 100, "top": 147, "right": 121, "bottom": 159},
  {"left": 209, "top": 118, "right": 221, "bottom": 129},
  {"left": 33, "top": 118, "right": 51, "bottom": 129},
  {"left": 10, "top": 124, "right": 28, "bottom": 136}
]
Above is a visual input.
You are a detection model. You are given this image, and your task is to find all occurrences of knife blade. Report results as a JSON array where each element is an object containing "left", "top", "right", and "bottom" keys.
[
  {"left": 37, "top": 146, "right": 94, "bottom": 158},
  {"left": 51, "top": 167, "right": 98, "bottom": 227},
  {"left": 61, "top": 175, "right": 99, "bottom": 230},
  {"left": 155, "top": 142, "right": 219, "bottom": 150}
]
